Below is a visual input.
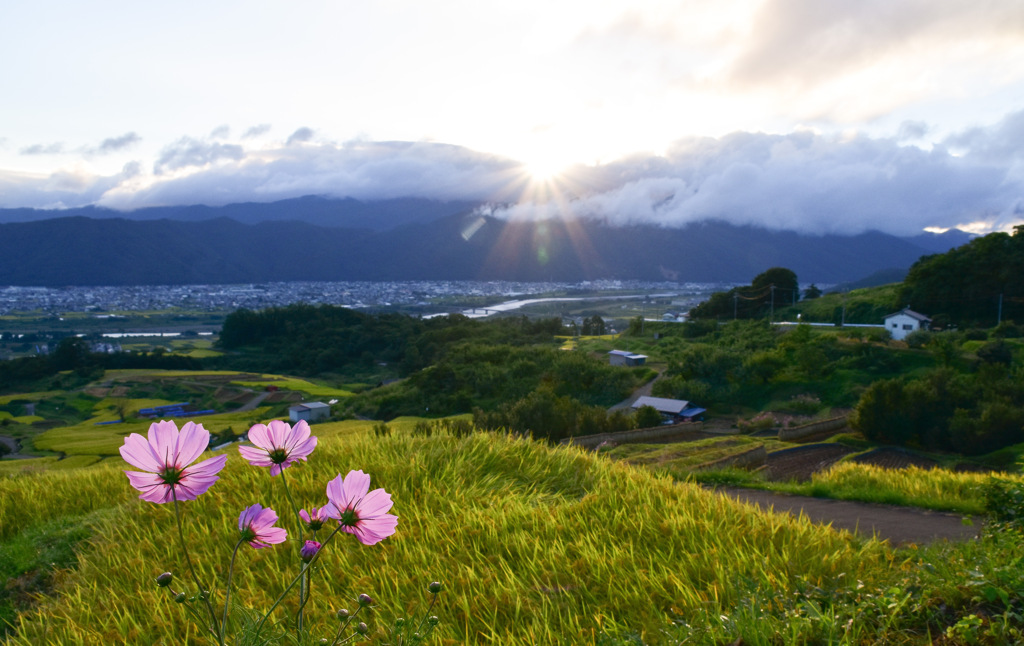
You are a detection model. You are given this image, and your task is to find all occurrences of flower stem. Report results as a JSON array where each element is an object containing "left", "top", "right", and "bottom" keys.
[
  {"left": 221, "top": 538, "right": 245, "bottom": 639},
  {"left": 253, "top": 524, "right": 344, "bottom": 640},
  {"left": 277, "top": 468, "right": 305, "bottom": 535},
  {"left": 172, "top": 490, "right": 223, "bottom": 645},
  {"left": 277, "top": 469, "right": 307, "bottom": 634}
]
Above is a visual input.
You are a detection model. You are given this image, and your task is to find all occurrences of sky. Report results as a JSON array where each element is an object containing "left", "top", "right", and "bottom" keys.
[{"left": 1, "top": 0, "right": 1023, "bottom": 236}]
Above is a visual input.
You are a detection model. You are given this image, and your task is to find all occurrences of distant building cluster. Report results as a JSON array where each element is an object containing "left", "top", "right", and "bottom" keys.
[{"left": 0, "top": 280, "right": 696, "bottom": 316}]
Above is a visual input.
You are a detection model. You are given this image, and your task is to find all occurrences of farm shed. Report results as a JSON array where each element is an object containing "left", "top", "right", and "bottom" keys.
[
  {"left": 883, "top": 308, "right": 931, "bottom": 341},
  {"left": 608, "top": 349, "right": 648, "bottom": 366},
  {"left": 630, "top": 396, "right": 705, "bottom": 423},
  {"left": 289, "top": 401, "right": 331, "bottom": 423}
]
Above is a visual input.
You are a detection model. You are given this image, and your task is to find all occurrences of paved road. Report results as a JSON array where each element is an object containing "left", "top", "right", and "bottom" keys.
[{"left": 712, "top": 486, "right": 982, "bottom": 546}]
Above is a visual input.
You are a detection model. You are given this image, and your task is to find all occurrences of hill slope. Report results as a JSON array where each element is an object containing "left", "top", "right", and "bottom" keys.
[{"left": 0, "top": 211, "right": 959, "bottom": 285}]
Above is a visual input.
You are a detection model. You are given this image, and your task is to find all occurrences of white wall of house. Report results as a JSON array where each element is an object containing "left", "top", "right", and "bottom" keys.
[{"left": 885, "top": 312, "right": 926, "bottom": 341}]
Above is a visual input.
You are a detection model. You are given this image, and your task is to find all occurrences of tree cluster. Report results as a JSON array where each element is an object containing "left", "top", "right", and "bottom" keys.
[
  {"left": 689, "top": 267, "right": 799, "bottom": 320},
  {"left": 899, "top": 225, "right": 1024, "bottom": 327}
]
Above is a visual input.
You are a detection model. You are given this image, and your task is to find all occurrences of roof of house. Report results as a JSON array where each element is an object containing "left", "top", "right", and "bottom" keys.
[
  {"left": 289, "top": 402, "right": 331, "bottom": 411},
  {"left": 884, "top": 308, "right": 931, "bottom": 322},
  {"left": 608, "top": 349, "right": 648, "bottom": 359},
  {"left": 630, "top": 396, "right": 689, "bottom": 414}
]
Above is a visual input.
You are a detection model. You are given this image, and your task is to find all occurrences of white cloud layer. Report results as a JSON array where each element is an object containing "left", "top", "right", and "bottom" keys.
[{"left": 0, "top": 110, "right": 1021, "bottom": 237}]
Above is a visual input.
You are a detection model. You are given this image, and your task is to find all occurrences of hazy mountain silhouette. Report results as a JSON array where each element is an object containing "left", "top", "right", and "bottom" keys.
[{"left": 0, "top": 198, "right": 970, "bottom": 286}]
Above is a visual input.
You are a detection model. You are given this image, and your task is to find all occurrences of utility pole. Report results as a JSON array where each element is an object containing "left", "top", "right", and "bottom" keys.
[
  {"left": 998, "top": 293, "right": 1003, "bottom": 325},
  {"left": 733, "top": 293, "right": 738, "bottom": 320},
  {"left": 769, "top": 285, "right": 775, "bottom": 322}
]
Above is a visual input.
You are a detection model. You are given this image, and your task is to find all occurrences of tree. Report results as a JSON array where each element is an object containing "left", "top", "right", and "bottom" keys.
[
  {"left": 581, "top": 315, "right": 606, "bottom": 336},
  {"left": 634, "top": 405, "right": 663, "bottom": 428},
  {"left": 803, "top": 284, "right": 822, "bottom": 299}
]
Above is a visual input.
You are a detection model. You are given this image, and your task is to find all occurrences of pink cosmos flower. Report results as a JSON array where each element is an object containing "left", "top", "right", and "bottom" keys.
[
  {"left": 120, "top": 420, "right": 228, "bottom": 504},
  {"left": 238, "top": 504, "right": 287, "bottom": 549},
  {"left": 300, "top": 540, "right": 321, "bottom": 563},
  {"left": 325, "top": 470, "right": 398, "bottom": 546},
  {"left": 299, "top": 506, "right": 329, "bottom": 532},
  {"left": 238, "top": 419, "right": 317, "bottom": 476}
]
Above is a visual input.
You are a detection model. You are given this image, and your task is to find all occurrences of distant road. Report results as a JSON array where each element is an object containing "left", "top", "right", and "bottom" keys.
[
  {"left": 711, "top": 486, "right": 982, "bottom": 545},
  {"left": 456, "top": 293, "right": 679, "bottom": 318}
]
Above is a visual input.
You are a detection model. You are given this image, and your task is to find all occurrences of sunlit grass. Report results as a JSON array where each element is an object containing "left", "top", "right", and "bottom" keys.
[
  {"left": 779, "top": 462, "right": 1021, "bottom": 515},
  {"left": 33, "top": 408, "right": 273, "bottom": 457},
  {"left": 231, "top": 376, "right": 354, "bottom": 399},
  {"left": 1, "top": 430, "right": 892, "bottom": 644},
  {"left": 0, "top": 392, "right": 62, "bottom": 405}
]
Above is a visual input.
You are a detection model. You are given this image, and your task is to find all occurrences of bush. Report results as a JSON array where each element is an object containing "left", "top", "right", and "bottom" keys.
[
  {"left": 964, "top": 328, "right": 989, "bottom": 341},
  {"left": 903, "top": 329, "right": 932, "bottom": 349},
  {"left": 634, "top": 405, "right": 663, "bottom": 429},
  {"left": 984, "top": 472, "right": 1024, "bottom": 531},
  {"left": 737, "top": 412, "right": 777, "bottom": 432},
  {"left": 993, "top": 320, "right": 1023, "bottom": 339}
]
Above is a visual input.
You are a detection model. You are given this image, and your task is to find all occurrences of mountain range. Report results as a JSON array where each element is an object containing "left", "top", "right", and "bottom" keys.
[{"left": 0, "top": 197, "right": 973, "bottom": 287}]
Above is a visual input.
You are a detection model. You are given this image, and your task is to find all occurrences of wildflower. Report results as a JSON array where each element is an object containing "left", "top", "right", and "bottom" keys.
[
  {"left": 239, "top": 419, "right": 317, "bottom": 476},
  {"left": 325, "top": 470, "right": 398, "bottom": 546},
  {"left": 299, "top": 506, "right": 329, "bottom": 532},
  {"left": 300, "top": 540, "right": 321, "bottom": 563},
  {"left": 156, "top": 572, "right": 174, "bottom": 587},
  {"left": 120, "top": 420, "right": 228, "bottom": 504},
  {"left": 238, "top": 504, "right": 287, "bottom": 549}
]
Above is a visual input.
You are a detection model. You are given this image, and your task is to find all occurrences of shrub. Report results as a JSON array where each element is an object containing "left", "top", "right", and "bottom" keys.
[
  {"left": 984, "top": 471, "right": 1024, "bottom": 531},
  {"left": 634, "top": 405, "right": 663, "bottom": 429},
  {"left": 964, "top": 328, "right": 989, "bottom": 341},
  {"left": 737, "top": 412, "right": 776, "bottom": 433},
  {"left": 993, "top": 321, "right": 1023, "bottom": 339}
]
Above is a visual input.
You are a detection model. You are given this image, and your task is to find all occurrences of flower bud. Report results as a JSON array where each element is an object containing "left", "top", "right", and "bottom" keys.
[
  {"left": 174, "top": 592, "right": 187, "bottom": 603},
  {"left": 300, "top": 540, "right": 321, "bottom": 563},
  {"left": 358, "top": 593, "right": 373, "bottom": 607},
  {"left": 336, "top": 608, "right": 350, "bottom": 620},
  {"left": 356, "top": 621, "right": 368, "bottom": 635},
  {"left": 156, "top": 572, "right": 173, "bottom": 587},
  {"left": 427, "top": 615, "right": 439, "bottom": 626},
  {"left": 395, "top": 618, "right": 405, "bottom": 628},
  {"left": 428, "top": 581, "right": 442, "bottom": 594}
]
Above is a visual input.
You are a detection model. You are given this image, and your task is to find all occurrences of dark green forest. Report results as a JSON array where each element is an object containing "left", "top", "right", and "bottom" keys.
[{"left": 899, "top": 225, "right": 1024, "bottom": 327}]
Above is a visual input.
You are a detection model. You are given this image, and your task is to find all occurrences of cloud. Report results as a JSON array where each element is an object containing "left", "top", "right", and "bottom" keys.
[
  {"left": 286, "top": 127, "right": 315, "bottom": 146},
  {"left": 243, "top": 124, "right": 271, "bottom": 139},
  {"left": 897, "top": 121, "right": 929, "bottom": 141},
  {"left": 726, "top": 0, "right": 1024, "bottom": 89},
  {"left": 3, "top": 114, "right": 1022, "bottom": 237},
  {"left": 943, "top": 109, "right": 1024, "bottom": 163},
  {"left": 97, "top": 132, "right": 142, "bottom": 154},
  {"left": 20, "top": 142, "right": 65, "bottom": 155},
  {"left": 209, "top": 125, "right": 231, "bottom": 139},
  {"left": 492, "top": 122, "right": 1023, "bottom": 236},
  {"left": 153, "top": 136, "right": 246, "bottom": 175},
  {"left": 101, "top": 140, "right": 524, "bottom": 209}
]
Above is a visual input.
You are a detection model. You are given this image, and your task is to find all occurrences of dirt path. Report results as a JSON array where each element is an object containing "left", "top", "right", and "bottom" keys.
[
  {"left": 711, "top": 486, "right": 982, "bottom": 546},
  {"left": 235, "top": 390, "right": 271, "bottom": 412},
  {"left": 608, "top": 372, "right": 661, "bottom": 412}
]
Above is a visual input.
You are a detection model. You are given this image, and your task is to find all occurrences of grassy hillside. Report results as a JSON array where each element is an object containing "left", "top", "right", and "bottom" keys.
[{"left": 2, "top": 427, "right": 899, "bottom": 645}]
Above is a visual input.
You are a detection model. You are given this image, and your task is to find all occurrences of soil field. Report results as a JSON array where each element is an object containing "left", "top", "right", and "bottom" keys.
[
  {"left": 764, "top": 443, "right": 858, "bottom": 482},
  {"left": 852, "top": 447, "right": 939, "bottom": 470}
]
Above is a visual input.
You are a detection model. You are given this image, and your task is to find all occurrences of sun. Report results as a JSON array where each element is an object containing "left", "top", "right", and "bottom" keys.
[{"left": 522, "top": 156, "right": 567, "bottom": 182}]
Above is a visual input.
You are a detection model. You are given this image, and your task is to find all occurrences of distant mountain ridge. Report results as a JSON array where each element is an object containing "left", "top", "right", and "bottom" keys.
[
  {"left": 0, "top": 196, "right": 480, "bottom": 232},
  {"left": 0, "top": 197, "right": 974, "bottom": 286}
]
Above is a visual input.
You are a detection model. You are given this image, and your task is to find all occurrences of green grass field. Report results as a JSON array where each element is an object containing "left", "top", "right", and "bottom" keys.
[
  {"left": 2, "top": 422, "right": 1024, "bottom": 643},
  {"left": 1, "top": 428, "right": 897, "bottom": 644},
  {"left": 230, "top": 376, "right": 354, "bottom": 399}
]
